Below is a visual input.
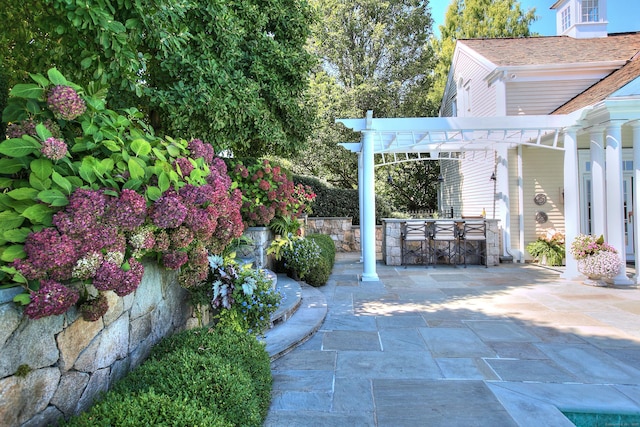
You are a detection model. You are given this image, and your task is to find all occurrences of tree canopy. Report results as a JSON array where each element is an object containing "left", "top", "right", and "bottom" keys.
[
  {"left": 429, "top": 0, "right": 537, "bottom": 110},
  {"left": 0, "top": 0, "right": 315, "bottom": 157},
  {"left": 294, "top": 0, "right": 437, "bottom": 190}
]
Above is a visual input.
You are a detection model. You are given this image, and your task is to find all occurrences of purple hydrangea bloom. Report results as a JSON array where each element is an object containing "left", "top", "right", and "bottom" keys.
[
  {"left": 187, "top": 139, "right": 214, "bottom": 164},
  {"left": 93, "top": 261, "right": 124, "bottom": 291},
  {"left": 154, "top": 230, "right": 171, "bottom": 252},
  {"left": 41, "top": 137, "right": 68, "bottom": 161},
  {"left": 169, "top": 226, "right": 195, "bottom": 249},
  {"left": 114, "top": 258, "right": 144, "bottom": 296},
  {"left": 47, "top": 85, "right": 86, "bottom": 120},
  {"left": 24, "top": 280, "right": 79, "bottom": 319},
  {"left": 6, "top": 119, "right": 61, "bottom": 139},
  {"left": 150, "top": 192, "right": 188, "bottom": 228},
  {"left": 105, "top": 189, "right": 147, "bottom": 230},
  {"left": 174, "top": 157, "right": 194, "bottom": 178},
  {"left": 23, "top": 228, "right": 77, "bottom": 276},
  {"left": 162, "top": 251, "right": 189, "bottom": 270}
]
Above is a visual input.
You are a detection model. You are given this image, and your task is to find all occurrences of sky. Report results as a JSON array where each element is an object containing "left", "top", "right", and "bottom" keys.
[{"left": 431, "top": 0, "right": 640, "bottom": 37}]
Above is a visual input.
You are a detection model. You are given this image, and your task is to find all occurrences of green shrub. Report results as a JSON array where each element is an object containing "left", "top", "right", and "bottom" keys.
[
  {"left": 307, "top": 233, "right": 336, "bottom": 268},
  {"left": 282, "top": 237, "right": 321, "bottom": 280},
  {"left": 63, "top": 327, "right": 272, "bottom": 426},
  {"left": 305, "top": 255, "right": 331, "bottom": 287}
]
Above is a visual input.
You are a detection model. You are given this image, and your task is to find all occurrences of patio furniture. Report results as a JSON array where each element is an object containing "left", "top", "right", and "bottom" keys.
[
  {"left": 401, "top": 221, "right": 429, "bottom": 266},
  {"left": 460, "top": 220, "right": 488, "bottom": 267},
  {"left": 429, "top": 220, "right": 462, "bottom": 266}
]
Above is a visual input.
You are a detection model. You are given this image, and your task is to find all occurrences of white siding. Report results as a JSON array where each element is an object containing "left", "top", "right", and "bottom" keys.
[
  {"left": 441, "top": 153, "right": 495, "bottom": 218},
  {"left": 520, "top": 146, "right": 565, "bottom": 261},
  {"left": 506, "top": 79, "right": 604, "bottom": 115}
]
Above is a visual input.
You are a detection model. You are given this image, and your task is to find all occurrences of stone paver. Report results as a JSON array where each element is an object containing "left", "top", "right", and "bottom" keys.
[{"left": 264, "top": 254, "right": 640, "bottom": 426}]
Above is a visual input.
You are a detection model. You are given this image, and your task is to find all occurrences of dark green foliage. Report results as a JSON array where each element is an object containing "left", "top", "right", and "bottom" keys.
[
  {"left": 307, "top": 233, "right": 336, "bottom": 268},
  {"left": 63, "top": 327, "right": 272, "bottom": 426},
  {"left": 304, "top": 233, "right": 335, "bottom": 287},
  {"left": 304, "top": 255, "right": 331, "bottom": 287},
  {"left": 0, "top": 66, "right": 7, "bottom": 137},
  {"left": 295, "top": 175, "right": 392, "bottom": 224}
]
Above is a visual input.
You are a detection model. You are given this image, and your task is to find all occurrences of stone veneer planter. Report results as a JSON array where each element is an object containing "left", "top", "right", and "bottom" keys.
[
  {"left": 0, "top": 261, "right": 206, "bottom": 427},
  {"left": 305, "top": 217, "right": 382, "bottom": 255}
]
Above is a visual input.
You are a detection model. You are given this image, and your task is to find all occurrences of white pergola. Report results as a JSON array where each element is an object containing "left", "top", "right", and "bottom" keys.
[{"left": 336, "top": 110, "right": 592, "bottom": 282}]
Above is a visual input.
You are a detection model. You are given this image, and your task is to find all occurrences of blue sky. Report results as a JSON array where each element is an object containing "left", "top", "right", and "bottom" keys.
[{"left": 431, "top": 0, "right": 640, "bottom": 37}]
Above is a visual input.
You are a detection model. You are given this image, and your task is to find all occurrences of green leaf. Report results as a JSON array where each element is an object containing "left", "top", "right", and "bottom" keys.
[
  {"left": 9, "top": 84, "right": 44, "bottom": 99},
  {"left": 0, "top": 178, "right": 13, "bottom": 188},
  {"left": 0, "top": 158, "right": 26, "bottom": 174},
  {"left": 3, "top": 228, "right": 32, "bottom": 243},
  {"left": 6, "top": 188, "right": 38, "bottom": 201},
  {"left": 1, "top": 245, "right": 26, "bottom": 262},
  {"left": 51, "top": 172, "right": 74, "bottom": 195},
  {"left": 128, "top": 157, "right": 146, "bottom": 180},
  {"left": 37, "top": 189, "right": 69, "bottom": 206},
  {"left": 167, "top": 144, "right": 181, "bottom": 157},
  {"left": 0, "top": 138, "right": 39, "bottom": 158},
  {"left": 35, "top": 123, "right": 52, "bottom": 141},
  {"left": 122, "top": 179, "right": 142, "bottom": 191},
  {"left": 81, "top": 56, "right": 93, "bottom": 69},
  {"left": 30, "top": 158, "right": 53, "bottom": 181},
  {"left": 29, "top": 73, "right": 50, "bottom": 87},
  {"left": 146, "top": 186, "right": 162, "bottom": 201},
  {"left": 29, "top": 174, "right": 51, "bottom": 191},
  {"left": 21, "top": 204, "right": 53, "bottom": 225},
  {"left": 79, "top": 157, "right": 97, "bottom": 183},
  {"left": 47, "top": 68, "right": 68, "bottom": 86},
  {"left": 13, "top": 293, "right": 31, "bottom": 306},
  {"left": 26, "top": 99, "right": 41, "bottom": 114},
  {"left": 102, "top": 140, "right": 121, "bottom": 151},
  {"left": 152, "top": 147, "right": 167, "bottom": 162},
  {"left": 130, "top": 138, "right": 152, "bottom": 156},
  {"left": 0, "top": 211, "right": 25, "bottom": 230},
  {"left": 158, "top": 172, "right": 170, "bottom": 193}
]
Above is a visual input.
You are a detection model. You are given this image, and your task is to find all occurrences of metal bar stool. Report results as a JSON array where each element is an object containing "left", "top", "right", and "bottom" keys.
[
  {"left": 461, "top": 220, "right": 488, "bottom": 267},
  {"left": 429, "top": 220, "right": 460, "bottom": 266},
  {"left": 401, "top": 221, "right": 429, "bottom": 266}
]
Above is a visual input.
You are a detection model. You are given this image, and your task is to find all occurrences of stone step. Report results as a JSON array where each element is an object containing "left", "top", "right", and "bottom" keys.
[
  {"left": 269, "top": 274, "right": 301, "bottom": 326},
  {"left": 263, "top": 275, "right": 327, "bottom": 361}
]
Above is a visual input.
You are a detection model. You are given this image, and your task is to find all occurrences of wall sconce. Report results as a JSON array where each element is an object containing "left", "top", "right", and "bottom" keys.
[
  {"left": 437, "top": 174, "right": 444, "bottom": 183},
  {"left": 490, "top": 172, "right": 496, "bottom": 181}
]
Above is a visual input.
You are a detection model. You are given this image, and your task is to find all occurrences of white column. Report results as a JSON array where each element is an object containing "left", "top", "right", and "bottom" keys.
[
  {"left": 496, "top": 145, "right": 511, "bottom": 258},
  {"left": 589, "top": 126, "right": 606, "bottom": 237},
  {"left": 361, "top": 128, "right": 379, "bottom": 281},
  {"left": 358, "top": 152, "right": 364, "bottom": 263},
  {"left": 632, "top": 122, "right": 640, "bottom": 284},
  {"left": 605, "top": 121, "right": 633, "bottom": 285},
  {"left": 562, "top": 127, "right": 581, "bottom": 280}
]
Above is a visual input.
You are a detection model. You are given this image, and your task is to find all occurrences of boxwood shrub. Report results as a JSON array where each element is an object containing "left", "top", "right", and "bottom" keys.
[
  {"left": 304, "top": 233, "right": 336, "bottom": 287},
  {"left": 63, "top": 327, "right": 272, "bottom": 426}
]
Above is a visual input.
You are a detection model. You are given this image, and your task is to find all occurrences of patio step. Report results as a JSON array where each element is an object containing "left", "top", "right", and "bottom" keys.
[{"left": 263, "top": 275, "right": 327, "bottom": 361}]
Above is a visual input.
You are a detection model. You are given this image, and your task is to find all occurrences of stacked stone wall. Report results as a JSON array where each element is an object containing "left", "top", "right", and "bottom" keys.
[
  {"left": 0, "top": 261, "right": 203, "bottom": 427},
  {"left": 305, "top": 217, "right": 382, "bottom": 256}
]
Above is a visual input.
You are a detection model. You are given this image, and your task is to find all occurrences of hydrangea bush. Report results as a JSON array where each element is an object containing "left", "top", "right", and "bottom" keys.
[
  {"left": 228, "top": 158, "right": 315, "bottom": 227},
  {"left": 0, "top": 69, "right": 244, "bottom": 319}
]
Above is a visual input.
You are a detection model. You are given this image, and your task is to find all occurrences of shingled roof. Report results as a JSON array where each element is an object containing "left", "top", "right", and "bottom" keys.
[
  {"left": 552, "top": 55, "right": 640, "bottom": 114},
  {"left": 459, "top": 32, "right": 640, "bottom": 67}
]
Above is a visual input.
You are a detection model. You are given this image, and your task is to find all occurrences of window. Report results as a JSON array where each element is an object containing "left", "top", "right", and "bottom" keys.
[
  {"left": 561, "top": 6, "right": 571, "bottom": 31},
  {"left": 581, "top": 0, "right": 599, "bottom": 22}
]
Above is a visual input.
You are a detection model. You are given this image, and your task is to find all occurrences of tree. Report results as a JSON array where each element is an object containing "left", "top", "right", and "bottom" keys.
[
  {"left": 0, "top": 0, "right": 315, "bottom": 158},
  {"left": 294, "top": 0, "right": 438, "bottom": 189},
  {"left": 429, "top": 0, "right": 537, "bottom": 110}
]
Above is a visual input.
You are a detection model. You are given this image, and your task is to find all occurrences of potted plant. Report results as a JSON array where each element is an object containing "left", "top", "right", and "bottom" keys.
[
  {"left": 569, "top": 234, "right": 623, "bottom": 286},
  {"left": 526, "top": 231, "right": 565, "bottom": 266}
]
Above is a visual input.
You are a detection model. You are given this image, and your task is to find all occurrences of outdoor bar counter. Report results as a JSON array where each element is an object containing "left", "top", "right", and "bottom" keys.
[{"left": 381, "top": 218, "right": 500, "bottom": 266}]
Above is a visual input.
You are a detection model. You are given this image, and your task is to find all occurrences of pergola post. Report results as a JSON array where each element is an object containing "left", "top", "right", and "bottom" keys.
[
  {"left": 632, "top": 121, "right": 640, "bottom": 284},
  {"left": 589, "top": 126, "right": 607, "bottom": 237},
  {"left": 562, "top": 127, "right": 581, "bottom": 280},
  {"left": 360, "top": 113, "right": 379, "bottom": 281}
]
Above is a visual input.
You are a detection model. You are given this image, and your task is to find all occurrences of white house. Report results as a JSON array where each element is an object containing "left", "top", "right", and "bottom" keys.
[{"left": 338, "top": 0, "right": 640, "bottom": 284}]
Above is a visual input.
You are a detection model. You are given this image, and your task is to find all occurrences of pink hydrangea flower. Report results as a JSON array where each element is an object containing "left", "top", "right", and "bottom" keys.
[
  {"left": 24, "top": 280, "right": 79, "bottom": 319},
  {"left": 47, "top": 85, "right": 86, "bottom": 120},
  {"left": 41, "top": 137, "right": 68, "bottom": 161}
]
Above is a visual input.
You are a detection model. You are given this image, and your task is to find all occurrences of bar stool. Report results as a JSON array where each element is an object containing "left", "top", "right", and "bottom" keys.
[
  {"left": 401, "top": 221, "right": 428, "bottom": 266},
  {"left": 429, "top": 221, "right": 460, "bottom": 266},
  {"left": 460, "top": 220, "right": 487, "bottom": 267}
]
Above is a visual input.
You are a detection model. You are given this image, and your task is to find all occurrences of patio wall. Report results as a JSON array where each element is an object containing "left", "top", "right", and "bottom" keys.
[
  {"left": 306, "top": 217, "right": 382, "bottom": 256},
  {"left": 0, "top": 262, "right": 207, "bottom": 427}
]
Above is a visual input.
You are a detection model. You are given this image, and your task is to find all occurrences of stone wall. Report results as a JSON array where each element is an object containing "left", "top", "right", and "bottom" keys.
[
  {"left": 305, "top": 217, "right": 382, "bottom": 256},
  {"left": 0, "top": 261, "right": 204, "bottom": 427}
]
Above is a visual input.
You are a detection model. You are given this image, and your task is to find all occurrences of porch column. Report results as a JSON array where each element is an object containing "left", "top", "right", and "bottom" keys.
[
  {"left": 361, "top": 116, "right": 379, "bottom": 281},
  {"left": 589, "top": 126, "right": 606, "bottom": 237},
  {"left": 605, "top": 121, "right": 632, "bottom": 285},
  {"left": 358, "top": 151, "right": 364, "bottom": 263},
  {"left": 496, "top": 145, "right": 512, "bottom": 259},
  {"left": 562, "top": 127, "right": 581, "bottom": 280},
  {"left": 631, "top": 121, "right": 640, "bottom": 283}
]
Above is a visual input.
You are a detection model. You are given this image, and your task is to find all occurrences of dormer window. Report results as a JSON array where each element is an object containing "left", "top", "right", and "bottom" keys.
[
  {"left": 581, "top": 0, "right": 598, "bottom": 22},
  {"left": 561, "top": 6, "right": 571, "bottom": 31}
]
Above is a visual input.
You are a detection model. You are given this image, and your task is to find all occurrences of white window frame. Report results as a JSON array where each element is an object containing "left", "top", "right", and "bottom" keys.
[
  {"left": 561, "top": 6, "right": 571, "bottom": 32},
  {"left": 581, "top": 0, "right": 599, "bottom": 22}
]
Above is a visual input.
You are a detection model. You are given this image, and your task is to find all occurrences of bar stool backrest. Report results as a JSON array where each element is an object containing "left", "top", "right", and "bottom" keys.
[
  {"left": 402, "top": 221, "right": 428, "bottom": 241},
  {"left": 463, "top": 221, "right": 486, "bottom": 241},
  {"left": 432, "top": 221, "right": 457, "bottom": 241}
]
